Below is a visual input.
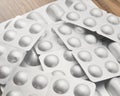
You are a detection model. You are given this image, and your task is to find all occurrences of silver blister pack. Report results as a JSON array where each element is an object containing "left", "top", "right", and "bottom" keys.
[
  {"left": 34, "top": 26, "right": 65, "bottom": 55},
  {"left": 46, "top": 75, "right": 95, "bottom": 96},
  {"left": 40, "top": 48, "right": 87, "bottom": 80},
  {"left": 62, "top": 1, "right": 120, "bottom": 43},
  {"left": 72, "top": 44, "right": 120, "bottom": 82},
  {"left": 23, "top": 0, "right": 68, "bottom": 25},
  {"left": 0, "top": 42, "right": 26, "bottom": 84},
  {"left": 53, "top": 21, "right": 102, "bottom": 50},
  {"left": 0, "top": 17, "right": 45, "bottom": 51},
  {"left": 96, "top": 82, "right": 110, "bottom": 96},
  {"left": 2, "top": 67, "right": 52, "bottom": 96}
]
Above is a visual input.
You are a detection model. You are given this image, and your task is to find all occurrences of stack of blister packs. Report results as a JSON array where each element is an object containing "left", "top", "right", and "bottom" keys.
[{"left": 1, "top": 0, "right": 120, "bottom": 96}]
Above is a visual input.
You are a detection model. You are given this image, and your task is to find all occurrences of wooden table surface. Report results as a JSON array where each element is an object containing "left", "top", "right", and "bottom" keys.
[{"left": 0, "top": 0, "right": 119, "bottom": 22}]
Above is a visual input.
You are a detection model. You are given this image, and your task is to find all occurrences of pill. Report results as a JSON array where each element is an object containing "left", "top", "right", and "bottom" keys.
[
  {"left": 6, "top": 90, "right": 23, "bottom": 96},
  {"left": 90, "top": 8, "right": 103, "bottom": 17},
  {"left": 67, "top": 12, "right": 80, "bottom": 21},
  {"left": 83, "top": 18, "right": 96, "bottom": 27},
  {"left": 0, "top": 45, "right": 6, "bottom": 56},
  {"left": 107, "top": 15, "right": 119, "bottom": 25},
  {"left": 14, "top": 19, "right": 27, "bottom": 29},
  {"left": 74, "top": 2, "right": 87, "bottom": 11},
  {"left": 53, "top": 79, "right": 69, "bottom": 94},
  {"left": 63, "top": 50, "right": 74, "bottom": 61},
  {"left": 84, "top": 34, "right": 97, "bottom": 44},
  {"left": 101, "top": 25, "right": 114, "bottom": 35}
]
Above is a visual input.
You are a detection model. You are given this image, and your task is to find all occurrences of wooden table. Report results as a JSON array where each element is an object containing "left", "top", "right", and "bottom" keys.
[{"left": 0, "top": 0, "right": 119, "bottom": 22}]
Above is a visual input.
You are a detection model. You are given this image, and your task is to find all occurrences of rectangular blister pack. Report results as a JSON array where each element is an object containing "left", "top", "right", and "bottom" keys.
[
  {"left": 46, "top": 75, "right": 96, "bottom": 96},
  {"left": 52, "top": 21, "right": 102, "bottom": 50},
  {"left": 62, "top": 1, "right": 120, "bottom": 44},
  {"left": 0, "top": 17, "right": 45, "bottom": 51},
  {"left": 2, "top": 66, "right": 52, "bottom": 96},
  {"left": 62, "top": 1, "right": 107, "bottom": 31},
  {"left": 72, "top": 44, "right": 120, "bottom": 82},
  {"left": 34, "top": 26, "right": 65, "bottom": 55},
  {"left": 40, "top": 48, "right": 87, "bottom": 80},
  {"left": 22, "top": 0, "right": 68, "bottom": 25},
  {"left": 0, "top": 42, "right": 26, "bottom": 84}
]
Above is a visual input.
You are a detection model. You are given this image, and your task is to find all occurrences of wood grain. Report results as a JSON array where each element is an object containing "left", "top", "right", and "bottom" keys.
[{"left": 0, "top": 0, "right": 120, "bottom": 22}]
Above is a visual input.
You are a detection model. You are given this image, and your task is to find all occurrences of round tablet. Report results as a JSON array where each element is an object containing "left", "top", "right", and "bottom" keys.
[
  {"left": 78, "top": 51, "right": 92, "bottom": 62},
  {"left": 88, "top": 65, "right": 103, "bottom": 77},
  {"left": 3, "top": 30, "right": 16, "bottom": 41},
  {"left": 32, "top": 75, "right": 48, "bottom": 89},
  {"left": 107, "top": 15, "right": 119, "bottom": 25},
  {"left": 38, "top": 41, "right": 53, "bottom": 51},
  {"left": 19, "top": 36, "right": 32, "bottom": 47},
  {"left": 83, "top": 18, "right": 96, "bottom": 27},
  {"left": 30, "top": 23, "right": 42, "bottom": 34},
  {"left": 105, "top": 61, "right": 119, "bottom": 73},
  {"left": 6, "top": 90, "right": 23, "bottom": 96},
  {"left": 90, "top": 8, "right": 103, "bottom": 17},
  {"left": 0, "top": 66, "right": 11, "bottom": 79},
  {"left": 67, "top": 37, "right": 81, "bottom": 48},
  {"left": 63, "top": 50, "right": 74, "bottom": 61},
  {"left": 52, "top": 70, "right": 65, "bottom": 76},
  {"left": 44, "top": 54, "right": 59, "bottom": 67},
  {"left": 13, "top": 71, "right": 28, "bottom": 85},
  {"left": 7, "top": 50, "right": 23, "bottom": 63},
  {"left": 84, "top": 34, "right": 97, "bottom": 44},
  {"left": 14, "top": 19, "right": 27, "bottom": 29},
  {"left": 58, "top": 24, "right": 72, "bottom": 35},
  {"left": 74, "top": 84, "right": 90, "bottom": 96},
  {"left": 74, "top": 2, "right": 87, "bottom": 11},
  {"left": 53, "top": 79, "right": 69, "bottom": 94},
  {"left": 94, "top": 47, "right": 108, "bottom": 58},
  {"left": 74, "top": 27, "right": 86, "bottom": 34},
  {"left": 67, "top": 12, "right": 80, "bottom": 21},
  {"left": 101, "top": 25, "right": 114, "bottom": 35},
  {"left": 70, "top": 64, "right": 85, "bottom": 78}
]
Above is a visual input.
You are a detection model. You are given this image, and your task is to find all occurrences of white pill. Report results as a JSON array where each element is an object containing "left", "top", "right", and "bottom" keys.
[
  {"left": 32, "top": 75, "right": 48, "bottom": 89},
  {"left": 83, "top": 18, "right": 96, "bottom": 27},
  {"left": 94, "top": 47, "right": 108, "bottom": 58},
  {"left": 0, "top": 66, "right": 11, "bottom": 79},
  {"left": 0, "top": 45, "right": 5, "bottom": 56},
  {"left": 6, "top": 90, "right": 22, "bottom": 96},
  {"left": 67, "top": 37, "right": 81, "bottom": 48},
  {"left": 90, "top": 8, "right": 103, "bottom": 17},
  {"left": 64, "top": 50, "right": 74, "bottom": 61},
  {"left": 74, "top": 84, "right": 90, "bottom": 96},
  {"left": 13, "top": 71, "right": 28, "bottom": 85},
  {"left": 67, "top": 12, "right": 80, "bottom": 21},
  {"left": 3, "top": 30, "right": 17, "bottom": 41},
  {"left": 74, "top": 27, "right": 86, "bottom": 34},
  {"left": 53, "top": 79, "right": 69, "bottom": 94},
  {"left": 19, "top": 36, "right": 32, "bottom": 47},
  {"left": 38, "top": 41, "right": 53, "bottom": 51},
  {"left": 58, "top": 24, "right": 72, "bottom": 35},
  {"left": 101, "top": 25, "right": 114, "bottom": 35},
  {"left": 88, "top": 65, "right": 103, "bottom": 77},
  {"left": 14, "top": 19, "right": 27, "bottom": 28},
  {"left": 105, "top": 61, "right": 119, "bottom": 73},
  {"left": 44, "top": 54, "right": 59, "bottom": 67},
  {"left": 30, "top": 23, "right": 42, "bottom": 34},
  {"left": 84, "top": 34, "right": 97, "bottom": 44},
  {"left": 7, "top": 50, "right": 23, "bottom": 63},
  {"left": 107, "top": 15, "right": 119, "bottom": 25},
  {"left": 70, "top": 64, "right": 85, "bottom": 78},
  {"left": 74, "top": 2, "right": 87, "bottom": 11},
  {"left": 47, "top": 4, "right": 64, "bottom": 21},
  {"left": 78, "top": 51, "right": 92, "bottom": 62}
]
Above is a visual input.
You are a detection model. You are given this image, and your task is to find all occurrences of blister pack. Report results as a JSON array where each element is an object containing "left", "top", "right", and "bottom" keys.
[
  {"left": 96, "top": 82, "right": 110, "bottom": 96},
  {"left": 53, "top": 21, "right": 102, "bottom": 50},
  {"left": 22, "top": 0, "right": 68, "bottom": 25},
  {"left": 106, "top": 77, "right": 120, "bottom": 96},
  {"left": 72, "top": 44, "right": 120, "bottom": 82},
  {"left": 34, "top": 26, "right": 65, "bottom": 55},
  {"left": 62, "top": 1, "right": 120, "bottom": 43},
  {"left": 2, "top": 67, "right": 52, "bottom": 96},
  {"left": 0, "top": 42, "right": 26, "bottom": 84},
  {"left": 40, "top": 48, "right": 87, "bottom": 80},
  {"left": 46, "top": 75, "right": 95, "bottom": 96},
  {"left": 0, "top": 17, "right": 45, "bottom": 51}
]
